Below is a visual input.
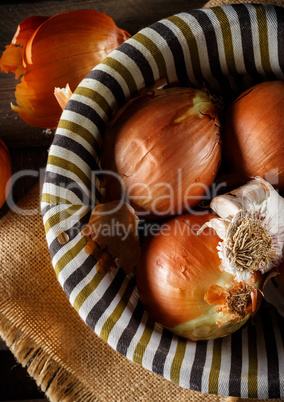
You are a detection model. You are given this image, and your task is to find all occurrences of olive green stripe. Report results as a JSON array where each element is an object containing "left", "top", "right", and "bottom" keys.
[
  {"left": 47, "top": 155, "right": 92, "bottom": 190},
  {"left": 167, "top": 15, "right": 203, "bottom": 84},
  {"left": 74, "top": 86, "right": 113, "bottom": 120},
  {"left": 44, "top": 205, "right": 84, "bottom": 234},
  {"left": 54, "top": 236, "right": 87, "bottom": 277},
  {"left": 212, "top": 7, "right": 237, "bottom": 75},
  {"left": 100, "top": 276, "right": 137, "bottom": 342},
  {"left": 101, "top": 57, "right": 138, "bottom": 95},
  {"left": 58, "top": 119, "right": 100, "bottom": 156},
  {"left": 170, "top": 337, "right": 187, "bottom": 384},
  {"left": 73, "top": 271, "right": 106, "bottom": 312},
  {"left": 253, "top": 4, "right": 273, "bottom": 77},
  {"left": 248, "top": 322, "right": 258, "bottom": 398},
  {"left": 133, "top": 317, "right": 155, "bottom": 365},
  {"left": 133, "top": 32, "right": 167, "bottom": 79},
  {"left": 41, "top": 193, "right": 72, "bottom": 205},
  {"left": 208, "top": 338, "right": 223, "bottom": 395}
]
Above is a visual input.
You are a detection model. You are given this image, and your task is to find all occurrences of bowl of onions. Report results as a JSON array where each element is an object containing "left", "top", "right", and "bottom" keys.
[{"left": 42, "top": 3, "right": 284, "bottom": 399}]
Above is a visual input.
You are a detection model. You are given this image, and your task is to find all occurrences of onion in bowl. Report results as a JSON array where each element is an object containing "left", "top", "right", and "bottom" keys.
[
  {"left": 136, "top": 212, "right": 263, "bottom": 341},
  {"left": 101, "top": 86, "right": 222, "bottom": 219},
  {"left": 223, "top": 80, "right": 284, "bottom": 191}
]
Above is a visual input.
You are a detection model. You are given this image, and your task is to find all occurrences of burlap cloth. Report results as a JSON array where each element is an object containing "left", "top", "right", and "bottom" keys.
[{"left": 0, "top": 1, "right": 283, "bottom": 401}]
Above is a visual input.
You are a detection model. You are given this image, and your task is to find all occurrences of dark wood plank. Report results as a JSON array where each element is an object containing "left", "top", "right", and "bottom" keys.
[{"left": 0, "top": 0, "right": 208, "bottom": 148}]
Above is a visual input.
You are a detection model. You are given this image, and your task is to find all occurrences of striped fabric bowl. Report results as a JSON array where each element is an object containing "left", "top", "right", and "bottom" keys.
[{"left": 41, "top": 3, "right": 284, "bottom": 399}]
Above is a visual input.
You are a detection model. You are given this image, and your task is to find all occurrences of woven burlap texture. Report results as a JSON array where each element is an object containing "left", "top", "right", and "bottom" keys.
[
  {"left": 1, "top": 0, "right": 284, "bottom": 401},
  {"left": 0, "top": 183, "right": 231, "bottom": 402}
]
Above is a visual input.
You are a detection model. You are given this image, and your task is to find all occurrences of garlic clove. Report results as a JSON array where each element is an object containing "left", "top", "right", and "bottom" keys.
[
  {"left": 210, "top": 176, "right": 270, "bottom": 219},
  {"left": 210, "top": 196, "right": 242, "bottom": 220},
  {"left": 197, "top": 218, "right": 229, "bottom": 240}
]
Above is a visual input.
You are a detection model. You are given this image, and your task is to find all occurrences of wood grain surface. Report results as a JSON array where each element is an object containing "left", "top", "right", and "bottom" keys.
[{"left": 0, "top": 0, "right": 207, "bottom": 148}]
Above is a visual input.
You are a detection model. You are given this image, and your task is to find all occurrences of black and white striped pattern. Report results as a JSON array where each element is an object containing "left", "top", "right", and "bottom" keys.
[{"left": 42, "top": 4, "right": 284, "bottom": 398}]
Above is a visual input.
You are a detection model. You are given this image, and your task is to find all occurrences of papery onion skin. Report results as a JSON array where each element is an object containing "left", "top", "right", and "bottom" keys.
[
  {"left": 82, "top": 200, "right": 141, "bottom": 274},
  {"left": 223, "top": 80, "right": 284, "bottom": 191},
  {"left": 0, "top": 16, "right": 49, "bottom": 79},
  {"left": 0, "top": 10, "right": 130, "bottom": 129},
  {"left": 0, "top": 139, "right": 12, "bottom": 208},
  {"left": 101, "top": 87, "right": 222, "bottom": 219},
  {"left": 136, "top": 213, "right": 263, "bottom": 341}
]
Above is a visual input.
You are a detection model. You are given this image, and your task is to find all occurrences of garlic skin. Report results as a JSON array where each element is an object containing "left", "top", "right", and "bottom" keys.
[{"left": 198, "top": 177, "right": 284, "bottom": 282}]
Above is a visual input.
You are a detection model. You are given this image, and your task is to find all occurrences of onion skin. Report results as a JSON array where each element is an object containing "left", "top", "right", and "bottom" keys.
[
  {"left": 0, "top": 11, "right": 130, "bottom": 128},
  {"left": 136, "top": 213, "right": 263, "bottom": 341},
  {"left": 101, "top": 87, "right": 222, "bottom": 219},
  {"left": 224, "top": 80, "right": 284, "bottom": 191},
  {"left": 82, "top": 200, "right": 141, "bottom": 274},
  {"left": 0, "top": 139, "right": 12, "bottom": 208}
]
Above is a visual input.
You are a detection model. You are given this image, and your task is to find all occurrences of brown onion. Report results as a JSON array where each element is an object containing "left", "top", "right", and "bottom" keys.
[
  {"left": 224, "top": 80, "right": 284, "bottom": 191},
  {"left": 0, "top": 139, "right": 12, "bottom": 208},
  {"left": 136, "top": 213, "right": 263, "bottom": 341},
  {"left": 0, "top": 11, "right": 130, "bottom": 128},
  {"left": 101, "top": 86, "right": 222, "bottom": 219}
]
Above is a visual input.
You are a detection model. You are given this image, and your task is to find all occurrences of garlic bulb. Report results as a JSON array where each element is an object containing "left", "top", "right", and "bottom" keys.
[{"left": 198, "top": 177, "right": 284, "bottom": 282}]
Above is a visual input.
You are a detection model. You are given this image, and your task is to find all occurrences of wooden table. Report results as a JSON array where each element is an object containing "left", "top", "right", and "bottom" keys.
[{"left": 0, "top": 0, "right": 208, "bottom": 399}]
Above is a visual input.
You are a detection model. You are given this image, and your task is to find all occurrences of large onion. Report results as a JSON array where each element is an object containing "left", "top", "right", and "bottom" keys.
[
  {"left": 0, "top": 11, "right": 130, "bottom": 128},
  {"left": 136, "top": 213, "right": 263, "bottom": 341},
  {"left": 223, "top": 80, "right": 284, "bottom": 191},
  {"left": 0, "top": 139, "right": 11, "bottom": 208},
  {"left": 101, "top": 86, "right": 222, "bottom": 219}
]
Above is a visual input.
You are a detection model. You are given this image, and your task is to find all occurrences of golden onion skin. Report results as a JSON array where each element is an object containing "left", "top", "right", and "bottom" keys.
[
  {"left": 136, "top": 213, "right": 263, "bottom": 341},
  {"left": 224, "top": 80, "right": 284, "bottom": 191},
  {"left": 101, "top": 87, "right": 221, "bottom": 219}
]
